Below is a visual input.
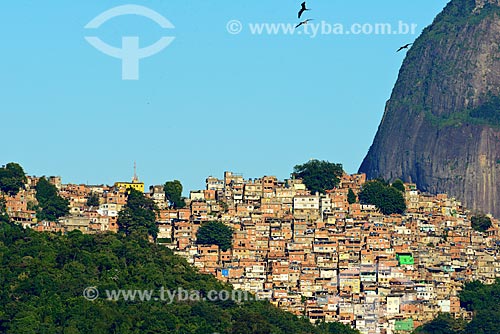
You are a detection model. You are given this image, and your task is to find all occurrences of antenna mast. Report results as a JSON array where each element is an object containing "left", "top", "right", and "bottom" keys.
[{"left": 133, "top": 161, "right": 138, "bottom": 182}]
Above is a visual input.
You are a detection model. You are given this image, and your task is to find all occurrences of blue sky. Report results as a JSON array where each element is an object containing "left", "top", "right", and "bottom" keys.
[{"left": 0, "top": 0, "right": 449, "bottom": 193}]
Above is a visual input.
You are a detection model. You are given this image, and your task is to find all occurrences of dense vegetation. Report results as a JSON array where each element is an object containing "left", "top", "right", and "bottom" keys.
[
  {"left": 413, "top": 314, "right": 467, "bottom": 334},
  {"left": 0, "top": 162, "right": 26, "bottom": 223},
  {"left": 470, "top": 214, "right": 493, "bottom": 233},
  {"left": 413, "top": 280, "right": 500, "bottom": 334},
  {"left": 0, "top": 199, "right": 9, "bottom": 223},
  {"left": 35, "top": 177, "right": 70, "bottom": 221},
  {"left": 425, "top": 94, "right": 500, "bottom": 130},
  {"left": 0, "top": 220, "right": 359, "bottom": 334},
  {"left": 117, "top": 188, "right": 159, "bottom": 240},
  {"left": 347, "top": 189, "right": 357, "bottom": 205},
  {"left": 391, "top": 179, "right": 406, "bottom": 193},
  {"left": 164, "top": 180, "right": 186, "bottom": 209},
  {"left": 293, "top": 160, "right": 344, "bottom": 194},
  {"left": 0, "top": 162, "right": 26, "bottom": 196},
  {"left": 469, "top": 95, "right": 500, "bottom": 127},
  {"left": 86, "top": 192, "right": 100, "bottom": 208},
  {"left": 196, "top": 221, "right": 234, "bottom": 252},
  {"left": 358, "top": 180, "right": 406, "bottom": 215}
]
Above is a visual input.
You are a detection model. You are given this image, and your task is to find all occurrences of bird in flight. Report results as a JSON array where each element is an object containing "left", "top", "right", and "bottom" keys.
[
  {"left": 298, "top": 2, "right": 310, "bottom": 19},
  {"left": 295, "top": 19, "right": 314, "bottom": 29},
  {"left": 397, "top": 43, "right": 413, "bottom": 52}
]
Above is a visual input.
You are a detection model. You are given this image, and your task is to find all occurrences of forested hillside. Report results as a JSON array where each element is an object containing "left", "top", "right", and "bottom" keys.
[{"left": 0, "top": 221, "right": 358, "bottom": 334}]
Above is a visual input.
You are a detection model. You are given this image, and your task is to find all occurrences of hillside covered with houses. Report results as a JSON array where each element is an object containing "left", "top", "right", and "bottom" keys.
[{"left": 2, "top": 163, "right": 500, "bottom": 334}]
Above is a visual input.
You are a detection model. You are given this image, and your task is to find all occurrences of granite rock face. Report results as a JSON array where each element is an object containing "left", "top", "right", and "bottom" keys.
[{"left": 359, "top": 0, "right": 500, "bottom": 215}]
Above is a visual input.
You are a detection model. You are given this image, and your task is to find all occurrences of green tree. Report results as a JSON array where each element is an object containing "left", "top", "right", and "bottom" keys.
[
  {"left": 471, "top": 214, "right": 492, "bottom": 233},
  {"left": 392, "top": 179, "right": 406, "bottom": 192},
  {"left": 358, "top": 180, "right": 406, "bottom": 215},
  {"left": 117, "top": 188, "right": 159, "bottom": 240},
  {"left": 416, "top": 280, "right": 500, "bottom": 334},
  {"left": 0, "top": 162, "right": 27, "bottom": 196},
  {"left": 163, "top": 180, "right": 186, "bottom": 208},
  {"left": 413, "top": 313, "right": 465, "bottom": 334},
  {"left": 196, "top": 221, "right": 233, "bottom": 251},
  {"left": 317, "top": 321, "right": 361, "bottom": 334},
  {"left": 461, "top": 279, "right": 500, "bottom": 334},
  {"left": 0, "top": 198, "right": 10, "bottom": 223},
  {"left": 35, "top": 177, "right": 69, "bottom": 221},
  {"left": 293, "top": 160, "right": 344, "bottom": 194},
  {"left": 232, "top": 309, "right": 273, "bottom": 334},
  {"left": 86, "top": 192, "right": 100, "bottom": 208},
  {"left": 347, "top": 189, "right": 357, "bottom": 204},
  {"left": 26, "top": 201, "right": 37, "bottom": 211}
]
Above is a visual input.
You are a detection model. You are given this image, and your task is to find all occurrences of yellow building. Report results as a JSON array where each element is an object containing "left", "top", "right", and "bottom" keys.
[
  {"left": 114, "top": 180, "right": 144, "bottom": 193},
  {"left": 115, "top": 163, "right": 145, "bottom": 193}
]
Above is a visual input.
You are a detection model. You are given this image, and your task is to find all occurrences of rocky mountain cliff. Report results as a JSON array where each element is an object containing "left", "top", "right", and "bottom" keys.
[{"left": 359, "top": 0, "right": 500, "bottom": 216}]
